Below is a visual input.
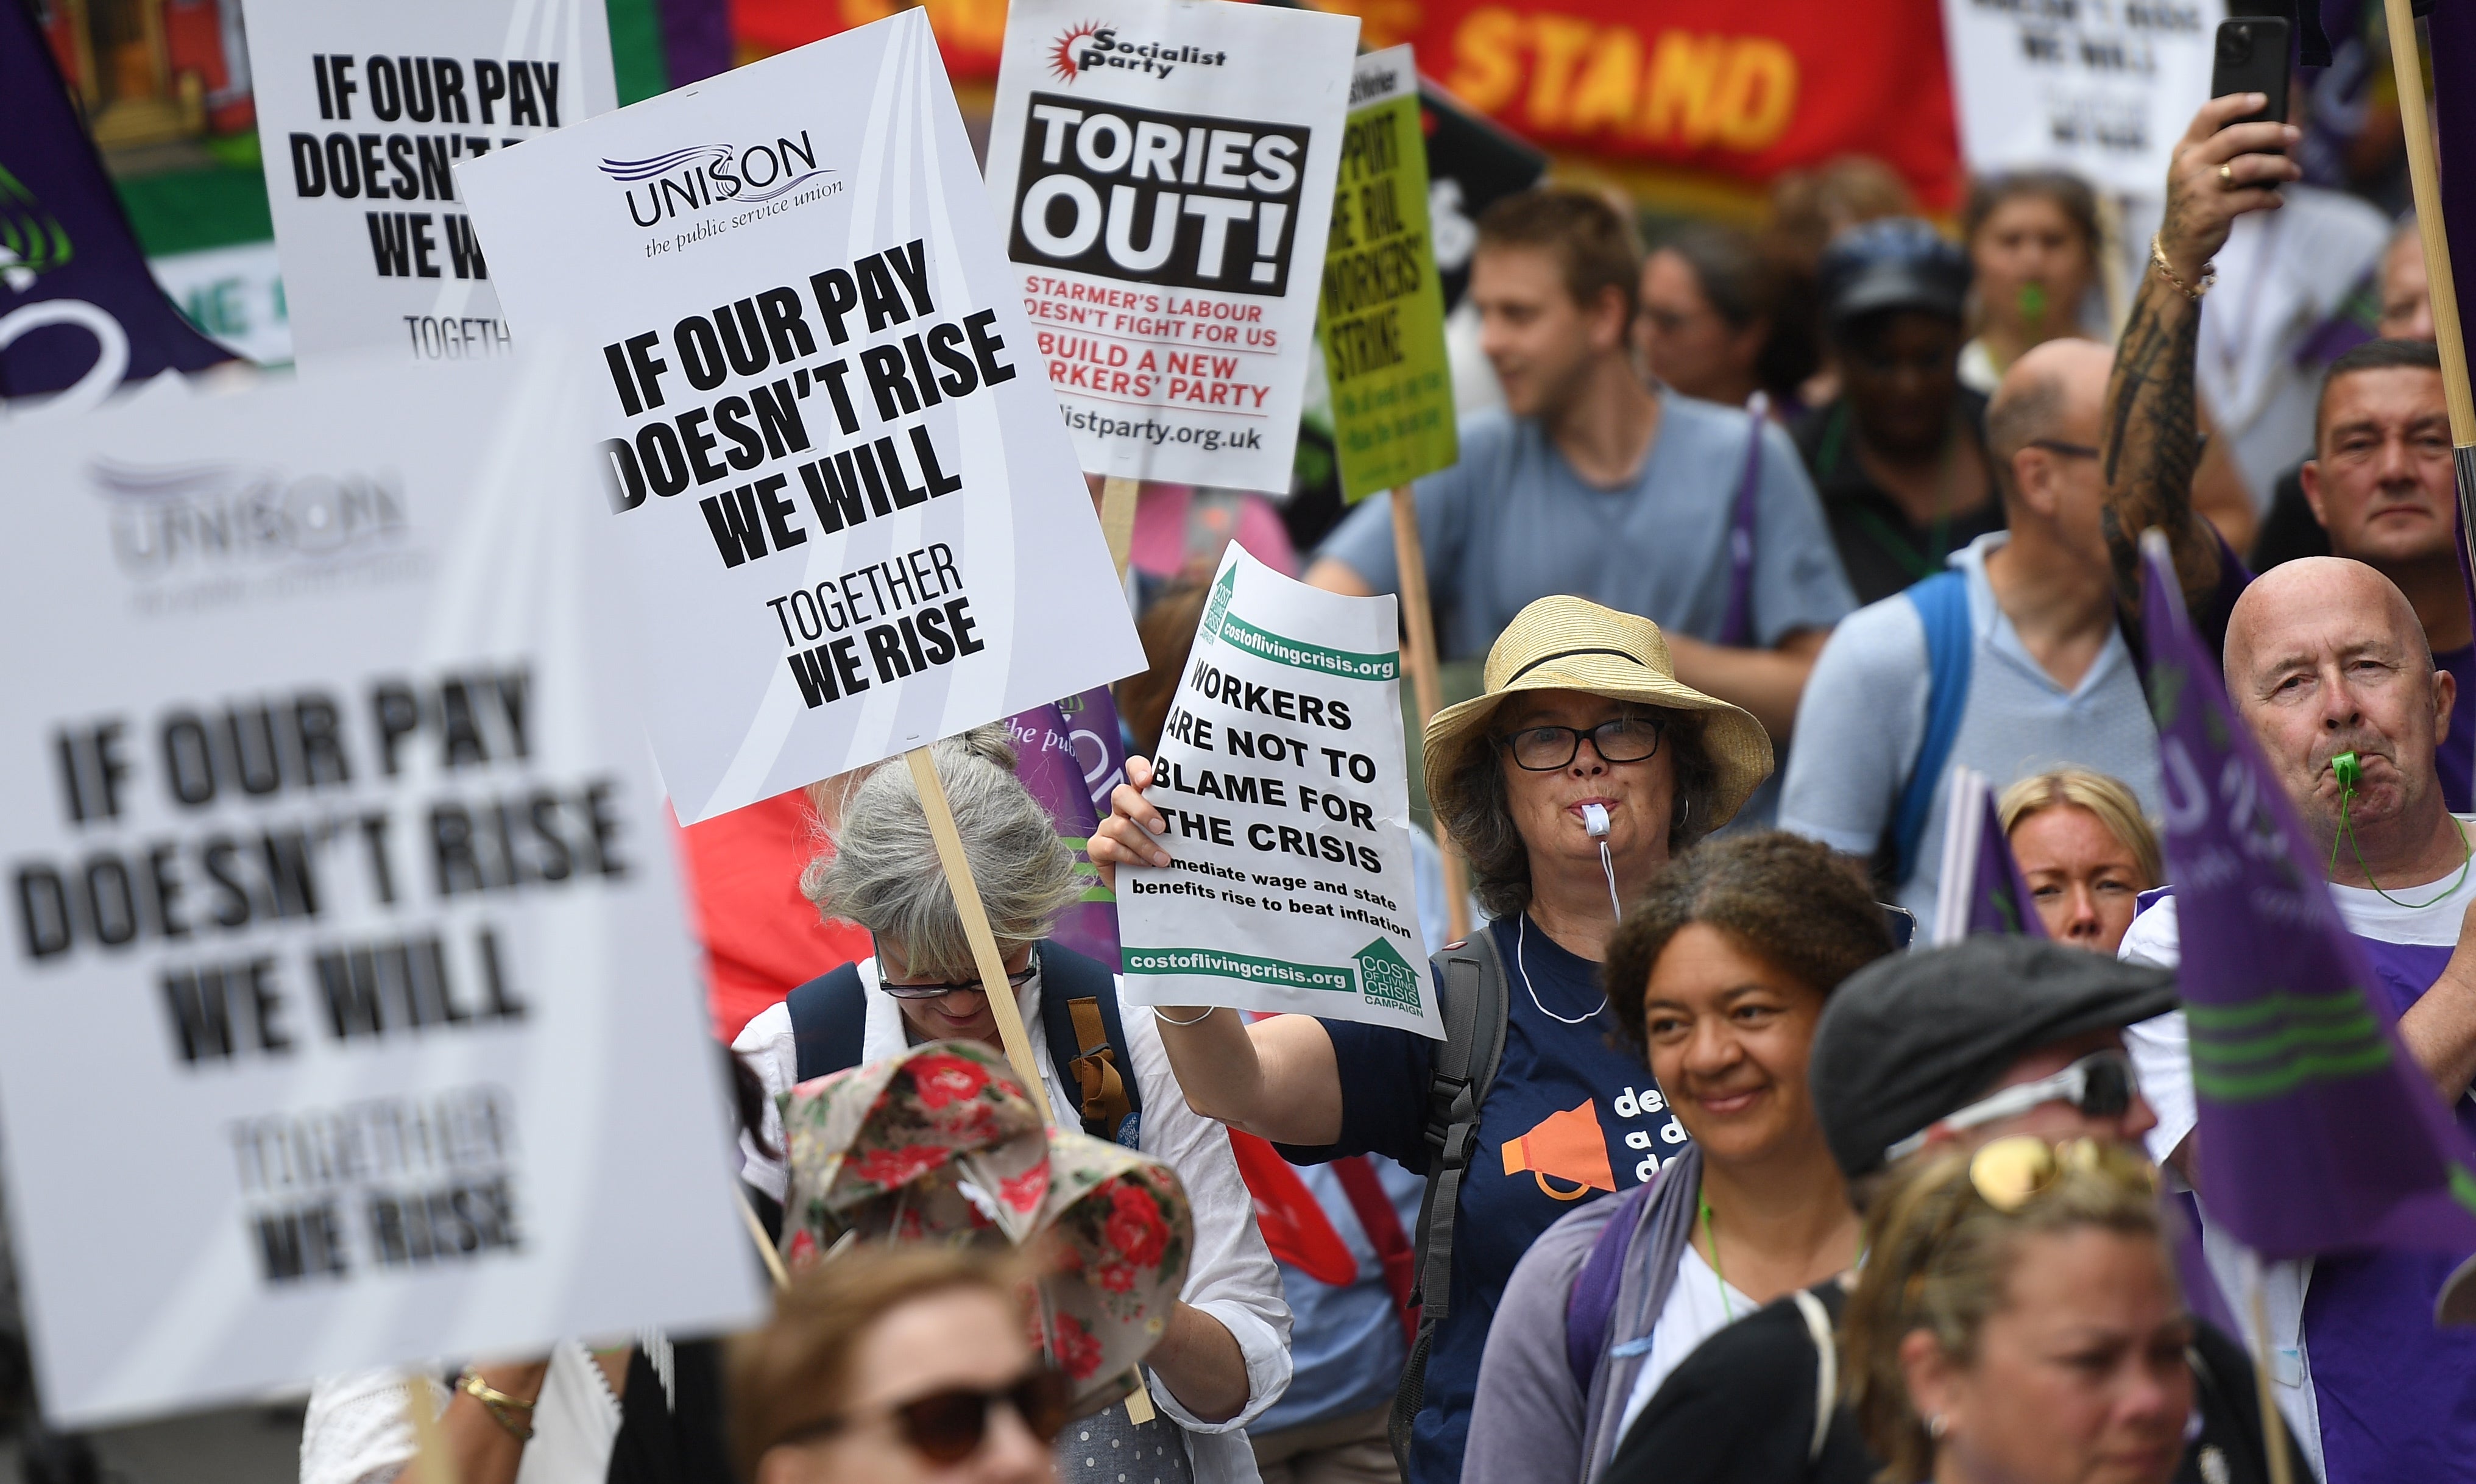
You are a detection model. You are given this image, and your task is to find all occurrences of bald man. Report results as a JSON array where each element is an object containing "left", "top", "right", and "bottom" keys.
[
  {"left": 2120, "top": 557, "right": 2476, "bottom": 1482},
  {"left": 1784, "top": 339, "right": 2171, "bottom": 930}
]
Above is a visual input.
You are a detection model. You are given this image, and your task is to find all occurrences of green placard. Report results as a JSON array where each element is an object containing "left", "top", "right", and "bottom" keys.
[{"left": 1316, "top": 48, "right": 1457, "bottom": 503}]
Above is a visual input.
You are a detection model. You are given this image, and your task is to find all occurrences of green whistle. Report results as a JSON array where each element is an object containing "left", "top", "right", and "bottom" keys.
[{"left": 2334, "top": 751, "right": 2363, "bottom": 791}]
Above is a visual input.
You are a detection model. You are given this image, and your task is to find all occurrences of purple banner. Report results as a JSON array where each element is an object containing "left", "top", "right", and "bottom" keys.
[
  {"left": 1966, "top": 788, "right": 2046, "bottom": 939},
  {"left": 0, "top": 5, "right": 235, "bottom": 401},
  {"left": 1008, "top": 698, "right": 1122, "bottom": 971},
  {"left": 2140, "top": 535, "right": 2476, "bottom": 1259},
  {"left": 657, "top": 0, "right": 734, "bottom": 86},
  {"left": 1055, "top": 685, "right": 1130, "bottom": 819}
]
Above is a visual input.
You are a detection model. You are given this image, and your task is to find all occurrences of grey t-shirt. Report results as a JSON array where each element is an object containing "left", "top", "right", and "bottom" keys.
[{"left": 1316, "top": 397, "right": 1856, "bottom": 662}]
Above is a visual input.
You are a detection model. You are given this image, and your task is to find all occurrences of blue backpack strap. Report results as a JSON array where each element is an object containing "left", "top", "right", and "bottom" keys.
[
  {"left": 1035, "top": 942, "right": 1145, "bottom": 1145},
  {"left": 1887, "top": 569, "right": 1973, "bottom": 886},
  {"left": 1565, "top": 1181, "right": 1657, "bottom": 1394},
  {"left": 787, "top": 963, "right": 870, "bottom": 1083}
]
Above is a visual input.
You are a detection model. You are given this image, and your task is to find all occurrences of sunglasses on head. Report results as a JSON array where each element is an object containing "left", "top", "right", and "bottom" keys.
[
  {"left": 771, "top": 1366, "right": 1072, "bottom": 1465},
  {"left": 1884, "top": 1049, "right": 2139, "bottom": 1164}
]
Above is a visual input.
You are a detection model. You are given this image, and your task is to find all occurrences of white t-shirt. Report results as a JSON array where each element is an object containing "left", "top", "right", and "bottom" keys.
[{"left": 1615, "top": 1244, "right": 1752, "bottom": 1439}]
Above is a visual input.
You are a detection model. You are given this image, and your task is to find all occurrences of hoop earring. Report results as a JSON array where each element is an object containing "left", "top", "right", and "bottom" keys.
[{"left": 1675, "top": 796, "right": 1692, "bottom": 832}]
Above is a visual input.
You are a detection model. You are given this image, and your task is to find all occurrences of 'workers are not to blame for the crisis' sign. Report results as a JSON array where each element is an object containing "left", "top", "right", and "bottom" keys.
[
  {"left": 456, "top": 9, "right": 1142, "bottom": 825},
  {"left": 0, "top": 355, "right": 761, "bottom": 1429},
  {"left": 1117, "top": 546, "right": 1441, "bottom": 1037},
  {"left": 242, "top": 0, "right": 617, "bottom": 366},
  {"left": 984, "top": 0, "right": 1360, "bottom": 493}
]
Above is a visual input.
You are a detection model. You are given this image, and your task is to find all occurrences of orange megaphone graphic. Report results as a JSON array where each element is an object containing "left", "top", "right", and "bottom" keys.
[{"left": 1502, "top": 1100, "right": 1616, "bottom": 1201}]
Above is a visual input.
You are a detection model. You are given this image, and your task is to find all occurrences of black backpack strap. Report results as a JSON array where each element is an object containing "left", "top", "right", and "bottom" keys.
[
  {"left": 1389, "top": 925, "right": 1510, "bottom": 1471},
  {"left": 1033, "top": 942, "right": 1144, "bottom": 1143},
  {"left": 786, "top": 963, "right": 869, "bottom": 1084}
]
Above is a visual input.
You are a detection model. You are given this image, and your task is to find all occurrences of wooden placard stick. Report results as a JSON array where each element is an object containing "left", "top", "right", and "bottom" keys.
[
  {"left": 904, "top": 746, "right": 1052, "bottom": 1115},
  {"left": 402, "top": 1371, "right": 459, "bottom": 1484},
  {"left": 1390, "top": 489, "right": 1473, "bottom": 944},
  {"left": 2383, "top": 0, "right": 2476, "bottom": 588},
  {"left": 910, "top": 741, "right": 1163, "bottom": 1420},
  {"left": 1100, "top": 475, "right": 1142, "bottom": 581}
]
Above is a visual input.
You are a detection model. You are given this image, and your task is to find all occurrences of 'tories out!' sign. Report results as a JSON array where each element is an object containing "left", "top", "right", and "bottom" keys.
[{"left": 986, "top": 0, "right": 1360, "bottom": 492}]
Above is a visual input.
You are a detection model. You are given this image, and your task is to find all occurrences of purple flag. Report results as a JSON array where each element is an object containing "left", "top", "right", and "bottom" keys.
[
  {"left": 1008, "top": 701, "right": 1122, "bottom": 971},
  {"left": 1, "top": 4, "right": 234, "bottom": 401},
  {"left": 2140, "top": 533, "right": 2476, "bottom": 1259},
  {"left": 2430, "top": 2, "right": 2476, "bottom": 366},
  {"left": 1965, "top": 786, "right": 2047, "bottom": 939},
  {"left": 657, "top": 0, "right": 734, "bottom": 86}
]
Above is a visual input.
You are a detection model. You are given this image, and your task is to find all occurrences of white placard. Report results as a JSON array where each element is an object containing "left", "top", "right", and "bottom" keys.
[
  {"left": 985, "top": 0, "right": 1360, "bottom": 493},
  {"left": 1117, "top": 545, "right": 1438, "bottom": 1036},
  {"left": 454, "top": 11, "right": 1144, "bottom": 826},
  {"left": 0, "top": 355, "right": 763, "bottom": 1428},
  {"left": 1939, "top": 0, "right": 2225, "bottom": 197},
  {"left": 241, "top": 0, "right": 617, "bottom": 364}
]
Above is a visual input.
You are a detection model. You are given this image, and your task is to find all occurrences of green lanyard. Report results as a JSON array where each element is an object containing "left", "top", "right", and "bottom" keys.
[
  {"left": 1699, "top": 1193, "right": 1735, "bottom": 1323},
  {"left": 2326, "top": 752, "right": 2474, "bottom": 909}
]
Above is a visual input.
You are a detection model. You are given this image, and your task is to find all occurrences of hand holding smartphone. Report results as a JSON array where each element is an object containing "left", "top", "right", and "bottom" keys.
[{"left": 2210, "top": 16, "right": 2293, "bottom": 156}]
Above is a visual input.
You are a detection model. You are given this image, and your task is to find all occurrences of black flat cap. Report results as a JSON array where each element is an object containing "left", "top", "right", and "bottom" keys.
[
  {"left": 1818, "top": 217, "right": 1970, "bottom": 329},
  {"left": 1811, "top": 937, "right": 2178, "bottom": 1179}
]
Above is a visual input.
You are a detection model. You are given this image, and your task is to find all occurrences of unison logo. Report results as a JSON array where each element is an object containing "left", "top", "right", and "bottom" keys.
[
  {"left": 90, "top": 458, "right": 408, "bottom": 576},
  {"left": 600, "top": 132, "right": 832, "bottom": 228},
  {"left": 1047, "top": 21, "right": 1227, "bottom": 83}
]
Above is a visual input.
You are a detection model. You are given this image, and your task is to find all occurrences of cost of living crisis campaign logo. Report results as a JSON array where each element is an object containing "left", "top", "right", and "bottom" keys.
[
  {"left": 87, "top": 457, "right": 411, "bottom": 579},
  {"left": 600, "top": 130, "right": 843, "bottom": 246},
  {"left": 1048, "top": 21, "right": 1228, "bottom": 83}
]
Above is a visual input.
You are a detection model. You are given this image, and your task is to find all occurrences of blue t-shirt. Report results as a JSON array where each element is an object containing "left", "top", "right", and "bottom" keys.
[
  {"left": 1315, "top": 400, "right": 1856, "bottom": 664},
  {"left": 1280, "top": 914, "right": 1691, "bottom": 1484}
]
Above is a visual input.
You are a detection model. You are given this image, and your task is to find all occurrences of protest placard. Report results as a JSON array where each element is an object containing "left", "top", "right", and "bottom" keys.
[
  {"left": 455, "top": 10, "right": 1142, "bottom": 828},
  {"left": 1117, "top": 546, "right": 1440, "bottom": 1036},
  {"left": 1318, "top": 47, "right": 1457, "bottom": 504},
  {"left": 242, "top": 0, "right": 617, "bottom": 366},
  {"left": 1415, "top": 79, "right": 1548, "bottom": 313},
  {"left": 0, "top": 354, "right": 762, "bottom": 1428},
  {"left": 1939, "top": 0, "right": 2223, "bottom": 197},
  {"left": 984, "top": 0, "right": 1360, "bottom": 492}
]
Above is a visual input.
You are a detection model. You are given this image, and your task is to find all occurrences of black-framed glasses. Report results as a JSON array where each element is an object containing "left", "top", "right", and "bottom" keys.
[
  {"left": 769, "top": 1366, "right": 1072, "bottom": 1463},
  {"left": 1496, "top": 715, "right": 1666, "bottom": 772},
  {"left": 2025, "top": 438, "right": 2101, "bottom": 460},
  {"left": 875, "top": 938, "right": 1039, "bottom": 1000},
  {"left": 1884, "top": 1050, "right": 2138, "bottom": 1162}
]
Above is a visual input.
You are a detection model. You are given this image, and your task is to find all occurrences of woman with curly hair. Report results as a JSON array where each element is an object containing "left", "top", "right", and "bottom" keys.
[{"left": 1459, "top": 831, "right": 1895, "bottom": 1483}]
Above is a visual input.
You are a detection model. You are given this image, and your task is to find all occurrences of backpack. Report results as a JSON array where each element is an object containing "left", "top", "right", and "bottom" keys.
[
  {"left": 1388, "top": 926, "right": 1511, "bottom": 1469},
  {"left": 1873, "top": 568, "right": 1974, "bottom": 892},
  {"left": 785, "top": 940, "right": 1144, "bottom": 1145}
]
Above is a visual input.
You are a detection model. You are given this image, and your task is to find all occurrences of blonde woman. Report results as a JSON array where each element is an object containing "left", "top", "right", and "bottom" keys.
[{"left": 1997, "top": 771, "right": 2159, "bottom": 955}]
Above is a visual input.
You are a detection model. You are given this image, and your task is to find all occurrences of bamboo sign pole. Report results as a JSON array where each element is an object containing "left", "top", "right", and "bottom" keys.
[
  {"left": 1390, "top": 489, "right": 1474, "bottom": 944},
  {"left": 1100, "top": 475, "right": 1142, "bottom": 579},
  {"left": 2385, "top": 0, "right": 2476, "bottom": 576}
]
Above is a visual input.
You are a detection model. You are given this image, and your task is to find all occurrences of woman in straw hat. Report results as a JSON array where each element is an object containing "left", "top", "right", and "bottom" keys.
[{"left": 1091, "top": 595, "right": 1773, "bottom": 1484}]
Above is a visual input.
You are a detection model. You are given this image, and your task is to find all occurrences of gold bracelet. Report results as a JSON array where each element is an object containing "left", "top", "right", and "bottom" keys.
[
  {"left": 457, "top": 1370, "right": 538, "bottom": 1442},
  {"left": 2149, "top": 234, "right": 2215, "bottom": 300}
]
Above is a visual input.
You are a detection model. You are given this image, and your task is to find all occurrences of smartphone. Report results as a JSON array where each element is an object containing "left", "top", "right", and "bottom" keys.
[{"left": 2210, "top": 16, "right": 2293, "bottom": 152}]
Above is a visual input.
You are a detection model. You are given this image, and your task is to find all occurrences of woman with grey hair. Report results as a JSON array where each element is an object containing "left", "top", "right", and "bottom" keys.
[{"left": 732, "top": 730, "right": 1292, "bottom": 1484}]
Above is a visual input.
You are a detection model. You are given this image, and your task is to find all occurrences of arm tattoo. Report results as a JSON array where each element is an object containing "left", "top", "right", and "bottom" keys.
[{"left": 2099, "top": 274, "right": 2220, "bottom": 619}]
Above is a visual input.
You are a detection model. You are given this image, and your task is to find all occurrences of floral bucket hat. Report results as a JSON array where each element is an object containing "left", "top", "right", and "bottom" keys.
[{"left": 778, "top": 1041, "right": 1194, "bottom": 1418}]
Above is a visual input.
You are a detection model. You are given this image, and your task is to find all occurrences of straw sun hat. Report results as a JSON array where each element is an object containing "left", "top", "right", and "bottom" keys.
[{"left": 1423, "top": 595, "right": 1774, "bottom": 835}]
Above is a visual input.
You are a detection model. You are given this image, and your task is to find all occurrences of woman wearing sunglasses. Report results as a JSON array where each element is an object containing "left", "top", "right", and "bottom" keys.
[
  {"left": 735, "top": 731, "right": 1289, "bottom": 1484},
  {"left": 732, "top": 1247, "right": 1064, "bottom": 1484},
  {"left": 1460, "top": 832, "right": 1894, "bottom": 1483},
  {"left": 1843, "top": 1137, "right": 2191, "bottom": 1484},
  {"left": 1092, "top": 597, "right": 1778, "bottom": 1484}
]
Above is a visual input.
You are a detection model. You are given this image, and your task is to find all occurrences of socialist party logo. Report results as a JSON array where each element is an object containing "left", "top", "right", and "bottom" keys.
[{"left": 1047, "top": 21, "right": 1228, "bottom": 83}]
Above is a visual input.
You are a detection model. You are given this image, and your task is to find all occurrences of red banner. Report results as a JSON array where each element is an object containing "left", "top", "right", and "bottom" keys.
[{"left": 731, "top": 0, "right": 1962, "bottom": 207}]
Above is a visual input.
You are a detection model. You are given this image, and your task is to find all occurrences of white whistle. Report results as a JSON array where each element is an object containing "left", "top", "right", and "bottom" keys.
[{"left": 1582, "top": 803, "right": 1610, "bottom": 837}]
